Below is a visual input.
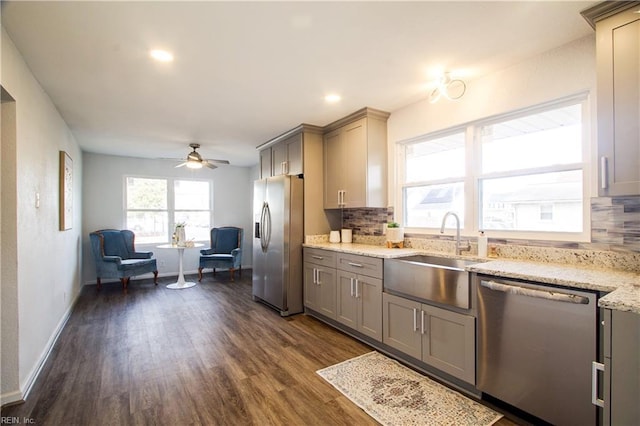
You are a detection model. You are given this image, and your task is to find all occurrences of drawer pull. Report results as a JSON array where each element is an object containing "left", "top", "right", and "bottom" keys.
[
  {"left": 312, "top": 255, "right": 324, "bottom": 260},
  {"left": 348, "top": 262, "right": 363, "bottom": 268}
]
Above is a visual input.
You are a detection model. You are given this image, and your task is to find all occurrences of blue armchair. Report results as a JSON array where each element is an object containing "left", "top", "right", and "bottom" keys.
[
  {"left": 198, "top": 227, "right": 243, "bottom": 282},
  {"left": 90, "top": 229, "right": 158, "bottom": 292}
]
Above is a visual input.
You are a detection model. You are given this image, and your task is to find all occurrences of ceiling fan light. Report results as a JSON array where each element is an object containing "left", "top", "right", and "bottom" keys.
[{"left": 186, "top": 160, "right": 203, "bottom": 169}]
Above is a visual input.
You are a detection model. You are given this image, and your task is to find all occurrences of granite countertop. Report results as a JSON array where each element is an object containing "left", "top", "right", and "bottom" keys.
[
  {"left": 468, "top": 260, "right": 640, "bottom": 314},
  {"left": 303, "top": 242, "right": 640, "bottom": 314},
  {"left": 303, "top": 242, "right": 423, "bottom": 259}
]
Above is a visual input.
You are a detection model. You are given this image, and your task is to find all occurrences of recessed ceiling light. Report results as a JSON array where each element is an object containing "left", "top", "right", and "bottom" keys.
[
  {"left": 150, "top": 49, "right": 174, "bottom": 62},
  {"left": 325, "top": 94, "right": 341, "bottom": 103}
]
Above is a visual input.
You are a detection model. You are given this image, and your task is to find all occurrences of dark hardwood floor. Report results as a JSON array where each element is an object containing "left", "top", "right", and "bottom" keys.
[{"left": 2, "top": 271, "right": 521, "bottom": 425}]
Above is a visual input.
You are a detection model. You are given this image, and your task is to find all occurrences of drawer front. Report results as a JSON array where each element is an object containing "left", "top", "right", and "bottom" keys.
[
  {"left": 337, "top": 253, "right": 383, "bottom": 279},
  {"left": 304, "top": 248, "right": 336, "bottom": 268}
]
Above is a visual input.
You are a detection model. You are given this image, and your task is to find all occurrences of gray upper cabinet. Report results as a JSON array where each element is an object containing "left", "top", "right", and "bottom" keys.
[
  {"left": 272, "top": 133, "right": 303, "bottom": 176},
  {"left": 257, "top": 124, "right": 322, "bottom": 179},
  {"left": 257, "top": 124, "right": 330, "bottom": 236},
  {"left": 259, "top": 148, "right": 272, "bottom": 180},
  {"left": 585, "top": 3, "right": 640, "bottom": 196},
  {"left": 323, "top": 108, "right": 390, "bottom": 209}
]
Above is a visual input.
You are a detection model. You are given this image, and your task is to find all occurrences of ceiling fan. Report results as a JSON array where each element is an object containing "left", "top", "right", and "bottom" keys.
[{"left": 176, "top": 143, "right": 230, "bottom": 170}]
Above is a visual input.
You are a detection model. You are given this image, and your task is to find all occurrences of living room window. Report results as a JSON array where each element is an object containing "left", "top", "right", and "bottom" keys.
[
  {"left": 398, "top": 94, "right": 589, "bottom": 240},
  {"left": 125, "top": 177, "right": 212, "bottom": 244}
]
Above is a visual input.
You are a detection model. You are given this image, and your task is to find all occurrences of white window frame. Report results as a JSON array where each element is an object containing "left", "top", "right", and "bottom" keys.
[
  {"left": 124, "top": 175, "right": 214, "bottom": 245},
  {"left": 396, "top": 93, "right": 591, "bottom": 242}
]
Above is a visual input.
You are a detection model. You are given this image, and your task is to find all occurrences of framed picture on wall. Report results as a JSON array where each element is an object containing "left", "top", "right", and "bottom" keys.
[{"left": 59, "top": 151, "right": 73, "bottom": 230}]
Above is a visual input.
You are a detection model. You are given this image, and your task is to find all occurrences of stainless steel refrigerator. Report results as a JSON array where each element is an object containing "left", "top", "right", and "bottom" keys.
[{"left": 252, "top": 175, "right": 304, "bottom": 316}]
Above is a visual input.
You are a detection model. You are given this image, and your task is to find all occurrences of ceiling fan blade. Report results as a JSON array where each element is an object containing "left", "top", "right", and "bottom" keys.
[
  {"left": 207, "top": 159, "right": 230, "bottom": 165},
  {"left": 175, "top": 162, "right": 188, "bottom": 168},
  {"left": 203, "top": 161, "right": 218, "bottom": 169}
]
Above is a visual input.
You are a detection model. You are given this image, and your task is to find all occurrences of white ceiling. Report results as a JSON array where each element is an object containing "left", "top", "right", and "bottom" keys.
[{"left": 1, "top": 1, "right": 597, "bottom": 167}]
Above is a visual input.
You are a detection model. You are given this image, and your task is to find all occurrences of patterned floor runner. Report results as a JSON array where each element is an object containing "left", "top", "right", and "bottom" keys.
[{"left": 317, "top": 351, "right": 503, "bottom": 426}]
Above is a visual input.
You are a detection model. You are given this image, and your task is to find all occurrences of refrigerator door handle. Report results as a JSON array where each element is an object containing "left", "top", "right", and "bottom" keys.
[
  {"left": 260, "top": 202, "right": 271, "bottom": 253},
  {"left": 259, "top": 202, "right": 266, "bottom": 251},
  {"left": 264, "top": 202, "right": 271, "bottom": 252}
]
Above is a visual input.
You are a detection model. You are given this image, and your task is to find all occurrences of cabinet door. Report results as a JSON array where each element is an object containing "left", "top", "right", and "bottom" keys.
[
  {"left": 342, "top": 118, "right": 368, "bottom": 208},
  {"left": 317, "top": 267, "right": 337, "bottom": 319},
  {"left": 609, "top": 310, "right": 640, "bottom": 425},
  {"left": 259, "top": 148, "right": 272, "bottom": 179},
  {"left": 421, "top": 304, "right": 475, "bottom": 384},
  {"left": 286, "top": 133, "right": 303, "bottom": 176},
  {"left": 597, "top": 9, "right": 640, "bottom": 196},
  {"left": 272, "top": 142, "right": 287, "bottom": 176},
  {"left": 271, "top": 133, "right": 303, "bottom": 176},
  {"left": 303, "top": 263, "right": 318, "bottom": 310},
  {"left": 358, "top": 275, "right": 382, "bottom": 342},
  {"left": 336, "top": 270, "right": 358, "bottom": 329},
  {"left": 382, "top": 293, "right": 421, "bottom": 359},
  {"left": 324, "top": 128, "right": 345, "bottom": 208}
]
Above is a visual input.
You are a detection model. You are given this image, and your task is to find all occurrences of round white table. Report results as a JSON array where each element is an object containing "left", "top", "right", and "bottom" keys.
[{"left": 157, "top": 243, "right": 204, "bottom": 289}]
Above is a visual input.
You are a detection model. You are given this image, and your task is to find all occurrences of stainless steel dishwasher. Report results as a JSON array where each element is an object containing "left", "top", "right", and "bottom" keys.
[{"left": 476, "top": 276, "right": 598, "bottom": 426}]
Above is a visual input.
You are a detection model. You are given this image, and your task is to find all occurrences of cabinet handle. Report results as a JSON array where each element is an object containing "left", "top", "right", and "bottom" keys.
[
  {"left": 311, "top": 255, "right": 324, "bottom": 260},
  {"left": 413, "top": 308, "right": 418, "bottom": 331},
  {"left": 591, "top": 361, "right": 605, "bottom": 408},
  {"left": 337, "top": 190, "right": 346, "bottom": 207},
  {"left": 350, "top": 278, "right": 354, "bottom": 297},
  {"left": 600, "top": 156, "right": 608, "bottom": 190},
  {"left": 282, "top": 161, "right": 288, "bottom": 175},
  {"left": 348, "top": 262, "right": 363, "bottom": 268},
  {"left": 421, "top": 310, "right": 425, "bottom": 334},
  {"left": 316, "top": 269, "right": 322, "bottom": 285},
  {"left": 355, "top": 279, "right": 359, "bottom": 298},
  {"left": 313, "top": 268, "right": 317, "bottom": 284}
]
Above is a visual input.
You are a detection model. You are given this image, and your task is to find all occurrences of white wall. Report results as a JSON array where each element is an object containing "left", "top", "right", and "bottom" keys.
[
  {"left": 1, "top": 28, "right": 83, "bottom": 405},
  {"left": 387, "top": 35, "right": 597, "bottom": 213},
  {"left": 82, "top": 153, "right": 254, "bottom": 284}
]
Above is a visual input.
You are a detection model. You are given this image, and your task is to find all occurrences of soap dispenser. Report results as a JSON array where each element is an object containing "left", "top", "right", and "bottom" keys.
[{"left": 478, "top": 231, "right": 488, "bottom": 257}]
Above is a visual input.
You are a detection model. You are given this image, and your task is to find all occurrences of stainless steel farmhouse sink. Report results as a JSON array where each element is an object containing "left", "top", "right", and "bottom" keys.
[{"left": 384, "top": 255, "right": 481, "bottom": 309}]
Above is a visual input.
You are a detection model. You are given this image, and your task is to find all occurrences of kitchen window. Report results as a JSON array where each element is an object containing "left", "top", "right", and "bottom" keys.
[
  {"left": 398, "top": 94, "right": 589, "bottom": 240},
  {"left": 403, "top": 131, "right": 466, "bottom": 228},
  {"left": 125, "top": 176, "right": 212, "bottom": 244}
]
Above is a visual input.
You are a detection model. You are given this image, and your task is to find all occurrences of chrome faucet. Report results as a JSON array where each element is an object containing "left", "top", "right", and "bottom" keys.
[{"left": 440, "top": 211, "right": 471, "bottom": 256}]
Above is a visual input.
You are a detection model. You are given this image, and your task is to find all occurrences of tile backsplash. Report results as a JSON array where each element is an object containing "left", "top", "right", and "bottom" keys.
[
  {"left": 591, "top": 196, "right": 640, "bottom": 252},
  {"left": 341, "top": 207, "right": 394, "bottom": 236},
  {"left": 319, "top": 196, "right": 640, "bottom": 272},
  {"left": 338, "top": 196, "right": 640, "bottom": 253}
]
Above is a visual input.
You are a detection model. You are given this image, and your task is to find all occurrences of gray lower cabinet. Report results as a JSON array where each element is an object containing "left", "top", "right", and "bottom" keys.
[
  {"left": 336, "top": 270, "right": 383, "bottom": 341},
  {"left": 382, "top": 292, "right": 475, "bottom": 384},
  {"left": 335, "top": 253, "right": 383, "bottom": 342},
  {"left": 603, "top": 309, "right": 640, "bottom": 426},
  {"left": 303, "top": 248, "right": 337, "bottom": 319}
]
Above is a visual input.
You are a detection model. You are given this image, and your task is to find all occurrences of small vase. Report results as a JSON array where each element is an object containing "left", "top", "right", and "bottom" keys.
[
  {"left": 176, "top": 227, "right": 186, "bottom": 246},
  {"left": 386, "top": 228, "right": 405, "bottom": 248}
]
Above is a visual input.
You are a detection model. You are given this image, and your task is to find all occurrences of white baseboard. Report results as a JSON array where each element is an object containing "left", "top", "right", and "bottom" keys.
[
  {"left": 0, "top": 389, "right": 23, "bottom": 407},
  {"left": 1, "top": 288, "right": 82, "bottom": 406},
  {"left": 82, "top": 266, "right": 251, "bottom": 287}
]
